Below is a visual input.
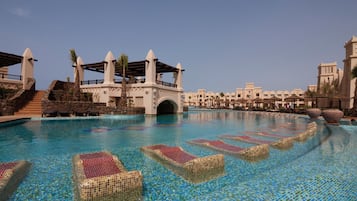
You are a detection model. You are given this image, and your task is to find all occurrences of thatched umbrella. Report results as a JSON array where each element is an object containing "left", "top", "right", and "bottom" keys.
[
  {"left": 253, "top": 98, "right": 264, "bottom": 103},
  {"left": 264, "top": 95, "right": 282, "bottom": 103},
  {"left": 285, "top": 94, "right": 303, "bottom": 102},
  {"left": 285, "top": 94, "right": 304, "bottom": 108},
  {"left": 253, "top": 98, "right": 264, "bottom": 108},
  {"left": 264, "top": 95, "right": 282, "bottom": 108}
]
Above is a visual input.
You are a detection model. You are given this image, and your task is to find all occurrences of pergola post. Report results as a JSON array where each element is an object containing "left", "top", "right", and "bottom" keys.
[
  {"left": 103, "top": 51, "right": 115, "bottom": 84},
  {"left": 21, "top": 48, "right": 34, "bottom": 89},
  {"left": 145, "top": 49, "right": 156, "bottom": 85}
]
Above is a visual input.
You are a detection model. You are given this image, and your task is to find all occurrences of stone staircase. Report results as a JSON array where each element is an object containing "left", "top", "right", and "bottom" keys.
[{"left": 15, "top": 90, "right": 45, "bottom": 117}]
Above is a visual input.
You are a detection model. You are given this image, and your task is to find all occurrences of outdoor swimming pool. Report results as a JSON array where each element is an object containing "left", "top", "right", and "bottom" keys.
[{"left": 1, "top": 110, "right": 356, "bottom": 200}]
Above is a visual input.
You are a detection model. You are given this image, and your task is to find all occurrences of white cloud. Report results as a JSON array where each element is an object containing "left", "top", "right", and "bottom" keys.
[{"left": 11, "top": 7, "right": 30, "bottom": 17}]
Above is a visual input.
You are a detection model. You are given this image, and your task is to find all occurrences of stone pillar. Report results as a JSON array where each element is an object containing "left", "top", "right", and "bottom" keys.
[
  {"left": 21, "top": 48, "right": 34, "bottom": 89},
  {"left": 144, "top": 50, "right": 157, "bottom": 115},
  {"left": 103, "top": 51, "right": 115, "bottom": 84},
  {"left": 175, "top": 63, "right": 184, "bottom": 114},
  {"left": 76, "top": 56, "right": 84, "bottom": 83},
  {"left": 340, "top": 36, "right": 357, "bottom": 109},
  {"left": 145, "top": 49, "right": 157, "bottom": 85},
  {"left": 175, "top": 63, "right": 183, "bottom": 90}
]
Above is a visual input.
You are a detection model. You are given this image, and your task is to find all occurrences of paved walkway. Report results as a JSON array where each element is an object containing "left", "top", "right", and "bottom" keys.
[{"left": 0, "top": 115, "right": 32, "bottom": 124}]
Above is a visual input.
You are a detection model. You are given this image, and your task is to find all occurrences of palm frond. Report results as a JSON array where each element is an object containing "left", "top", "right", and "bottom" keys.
[
  {"left": 70, "top": 49, "right": 78, "bottom": 64},
  {"left": 117, "top": 54, "right": 128, "bottom": 69}
]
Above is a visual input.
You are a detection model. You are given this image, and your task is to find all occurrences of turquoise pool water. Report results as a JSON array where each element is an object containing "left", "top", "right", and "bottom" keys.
[{"left": 0, "top": 111, "right": 356, "bottom": 200}]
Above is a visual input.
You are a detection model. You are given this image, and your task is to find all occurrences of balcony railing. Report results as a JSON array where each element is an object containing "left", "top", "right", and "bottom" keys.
[
  {"left": 81, "top": 79, "right": 104, "bottom": 85},
  {"left": 156, "top": 80, "right": 177, "bottom": 88},
  {"left": 0, "top": 73, "right": 22, "bottom": 80}
]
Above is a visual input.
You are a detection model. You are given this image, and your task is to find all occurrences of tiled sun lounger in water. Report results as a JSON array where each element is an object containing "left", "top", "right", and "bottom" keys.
[
  {"left": 0, "top": 160, "right": 31, "bottom": 201},
  {"left": 141, "top": 144, "right": 225, "bottom": 183},
  {"left": 220, "top": 135, "right": 294, "bottom": 150},
  {"left": 72, "top": 151, "right": 143, "bottom": 201},
  {"left": 244, "top": 131, "right": 287, "bottom": 139},
  {"left": 294, "top": 122, "right": 318, "bottom": 141},
  {"left": 278, "top": 122, "right": 318, "bottom": 142},
  {"left": 187, "top": 139, "right": 269, "bottom": 162},
  {"left": 245, "top": 122, "right": 318, "bottom": 143}
]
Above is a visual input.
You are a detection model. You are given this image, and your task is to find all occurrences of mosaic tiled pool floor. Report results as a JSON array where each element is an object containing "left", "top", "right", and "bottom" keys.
[{"left": 0, "top": 111, "right": 356, "bottom": 200}]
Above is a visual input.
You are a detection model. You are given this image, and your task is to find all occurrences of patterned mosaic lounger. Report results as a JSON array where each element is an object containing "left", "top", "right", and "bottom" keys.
[
  {"left": 188, "top": 139, "right": 269, "bottom": 162},
  {"left": 141, "top": 144, "right": 224, "bottom": 183},
  {"left": 72, "top": 151, "right": 143, "bottom": 201},
  {"left": 244, "top": 131, "right": 286, "bottom": 138},
  {"left": 0, "top": 160, "right": 31, "bottom": 201},
  {"left": 290, "top": 122, "right": 318, "bottom": 142},
  {"left": 220, "top": 135, "right": 294, "bottom": 150}
]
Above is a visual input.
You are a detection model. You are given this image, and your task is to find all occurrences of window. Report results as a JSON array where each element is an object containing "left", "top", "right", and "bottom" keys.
[{"left": 238, "top": 94, "right": 241, "bottom": 98}]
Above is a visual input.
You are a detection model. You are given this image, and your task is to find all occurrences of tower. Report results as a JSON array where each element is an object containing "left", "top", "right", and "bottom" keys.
[
  {"left": 316, "top": 62, "right": 342, "bottom": 94},
  {"left": 340, "top": 36, "right": 357, "bottom": 109}
]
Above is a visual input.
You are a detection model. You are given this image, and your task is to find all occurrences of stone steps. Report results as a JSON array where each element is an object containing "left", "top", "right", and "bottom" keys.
[{"left": 15, "top": 90, "right": 45, "bottom": 116}]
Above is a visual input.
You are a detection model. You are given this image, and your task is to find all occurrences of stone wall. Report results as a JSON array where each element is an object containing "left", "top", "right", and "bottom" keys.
[
  {"left": 41, "top": 80, "right": 145, "bottom": 116},
  {"left": 0, "top": 79, "right": 35, "bottom": 116}
]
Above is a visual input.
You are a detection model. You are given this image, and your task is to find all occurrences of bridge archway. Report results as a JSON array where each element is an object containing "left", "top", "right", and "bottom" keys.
[{"left": 157, "top": 99, "right": 178, "bottom": 115}]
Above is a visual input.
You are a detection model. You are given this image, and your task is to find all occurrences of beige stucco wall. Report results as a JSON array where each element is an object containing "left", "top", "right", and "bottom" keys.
[
  {"left": 184, "top": 83, "right": 305, "bottom": 108},
  {"left": 340, "top": 36, "right": 357, "bottom": 109}
]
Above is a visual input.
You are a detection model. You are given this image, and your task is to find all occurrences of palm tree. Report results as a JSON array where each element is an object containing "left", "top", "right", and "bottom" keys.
[
  {"left": 117, "top": 54, "right": 129, "bottom": 111},
  {"left": 220, "top": 92, "right": 225, "bottom": 108},
  {"left": 352, "top": 65, "right": 357, "bottom": 110},
  {"left": 305, "top": 89, "right": 318, "bottom": 107},
  {"left": 319, "top": 78, "right": 340, "bottom": 108},
  {"left": 69, "top": 49, "right": 80, "bottom": 101}
]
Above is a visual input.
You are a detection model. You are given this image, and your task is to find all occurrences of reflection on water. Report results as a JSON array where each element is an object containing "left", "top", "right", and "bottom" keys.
[
  {"left": 320, "top": 126, "right": 352, "bottom": 156},
  {"left": 1, "top": 111, "right": 355, "bottom": 200},
  {"left": 0, "top": 121, "right": 36, "bottom": 144},
  {"left": 155, "top": 114, "right": 182, "bottom": 127}
]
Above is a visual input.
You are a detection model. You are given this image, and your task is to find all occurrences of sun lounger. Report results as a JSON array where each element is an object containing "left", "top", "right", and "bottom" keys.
[
  {"left": 220, "top": 135, "right": 293, "bottom": 150},
  {"left": 72, "top": 151, "right": 143, "bottom": 201},
  {"left": 244, "top": 131, "right": 286, "bottom": 138},
  {"left": 187, "top": 139, "right": 269, "bottom": 162},
  {"left": 292, "top": 122, "right": 318, "bottom": 142},
  {"left": 141, "top": 144, "right": 224, "bottom": 183},
  {"left": 0, "top": 160, "right": 31, "bottom": 201}
]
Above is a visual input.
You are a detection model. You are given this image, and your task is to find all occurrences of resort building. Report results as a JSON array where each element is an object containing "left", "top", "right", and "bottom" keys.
[
  {"left": 340, "top": 36, "right": 357, "bottom": 109},
  {"left": 76, "top": 49, "right": 184, "bottom": 115},
  {"left": 317, "top": 62, "right": 343, "bottom": 94},
  {"left": 236, "top": 82, "right": 263, "bottom": 108},
  {"left": 184, "top": 83, "right": 305, "bottom": 110},
  {"left": 0, "top": 67, "right": 8, "bottom": 78},
  {"left": 314, "top": 36, "right": 357, "bottom": 109},
  {"left": 307, "top": 85, "right": 317, "bottom": 92}
]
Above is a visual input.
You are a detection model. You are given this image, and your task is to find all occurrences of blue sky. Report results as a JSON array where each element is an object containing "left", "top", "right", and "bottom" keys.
[{"left": 1, "top": 1, "right": 356, "bottom": 92}]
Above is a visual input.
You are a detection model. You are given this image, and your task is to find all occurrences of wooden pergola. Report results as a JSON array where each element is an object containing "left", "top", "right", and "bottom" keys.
[
  {"left": 0, "top": 51, "right": 23, "bottom": 67},
  {"left": 79, "top": 60, "right": 183, "bottom": 77}
]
